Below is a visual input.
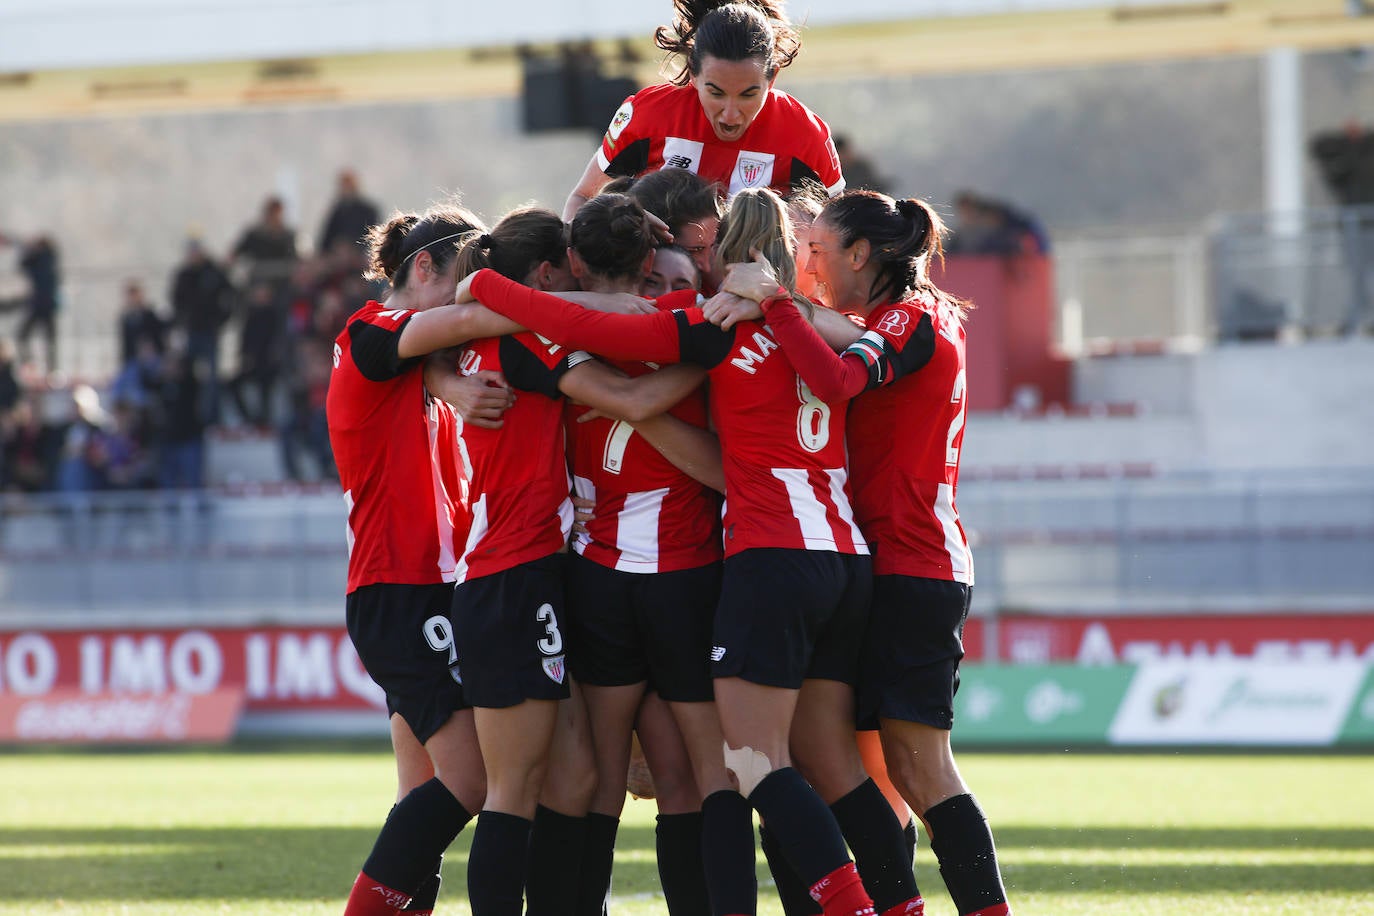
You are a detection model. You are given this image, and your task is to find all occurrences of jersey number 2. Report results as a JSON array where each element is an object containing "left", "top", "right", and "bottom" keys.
[{"left": 946, "top": 369, "right": 967, "bottom": 466}]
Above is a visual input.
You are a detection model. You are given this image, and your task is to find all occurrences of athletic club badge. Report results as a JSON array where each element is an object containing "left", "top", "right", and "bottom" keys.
[
  {"left": 738, "top": 158, "right": 766, "bottom": 187},
  {"left": 543, "top": 655, "right": 567, "bottom": 684}
]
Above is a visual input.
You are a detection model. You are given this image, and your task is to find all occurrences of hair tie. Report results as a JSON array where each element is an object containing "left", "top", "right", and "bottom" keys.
[
  {"left": 895, "top": 199, "right": 921, "bottom": 220},
  {"left": 478, "top": 233, "right": 494, "bottom": 249}
]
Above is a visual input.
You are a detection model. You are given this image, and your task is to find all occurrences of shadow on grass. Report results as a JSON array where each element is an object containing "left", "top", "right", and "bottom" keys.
[
  {"left": 1, "top": 823, "right": 671, "bottom": 903},
  {"left": 993, "top": 826, "right": 1374, "bottom": 851},
  {"left": 4, "top": 824, "right": 1373, "bottom": 903}
]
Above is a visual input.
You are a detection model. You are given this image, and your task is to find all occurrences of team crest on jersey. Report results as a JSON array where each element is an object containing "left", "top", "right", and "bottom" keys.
[
  {"left": 738, "top": 158, "right": 767, "bottom": 187},
  {"left": 543, "top": 655, "right": 567, "bottom": 684},
  {"left": 607, "top": 100, "right": 633, "bottom": 140}
]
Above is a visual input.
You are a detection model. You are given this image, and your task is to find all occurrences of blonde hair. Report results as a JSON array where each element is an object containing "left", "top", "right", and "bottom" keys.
[{"left": 714, "top": 187, "right": 796, "bottom": 293}]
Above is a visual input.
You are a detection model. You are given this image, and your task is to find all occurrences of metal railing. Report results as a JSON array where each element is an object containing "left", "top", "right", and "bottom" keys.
[
  {"left": 1054, "top": 204, "right": 1374, "bottom": 351},
  {"left": 3, "top": 469, "right": 1372, "bottom": 620}
]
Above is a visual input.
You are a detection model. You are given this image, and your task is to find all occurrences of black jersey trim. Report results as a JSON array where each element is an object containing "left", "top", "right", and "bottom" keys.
[
  {"left": 605, "top": 138, "right": 652, "bottom": 178},
  {"left": 348, "top": 316, "right": 418, "bottom": 382},
  {"left": 673, "top": 311, "right": 735, "bottom": 370}
]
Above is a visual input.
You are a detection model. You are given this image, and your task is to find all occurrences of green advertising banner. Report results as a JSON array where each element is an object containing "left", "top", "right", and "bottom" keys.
[
  {"left": 1337, "top": 665, "right": 1374, "bottom": 745},
  {"left": 952, "top": 664, "right": 1134, "bottom": 745}
]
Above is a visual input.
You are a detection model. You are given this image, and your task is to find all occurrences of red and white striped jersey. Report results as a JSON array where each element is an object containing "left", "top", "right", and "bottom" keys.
[
  {"left": 450, "top": 332, "right": 592, "bottom": 583},
  {"left": 567, "top": 290, "right": 722, "bottom": 573},
  {"left": 846, "top": 297, "right": 973, "bottom": 583},
  {"left": 326, "top": 300, "right": 466, "bottom": 593},
  {"left": 468, "top": 269, "right": 868, "bottom": 560},
  {"left": 597, "top": 83, "right": 844, "bottom": 199}
]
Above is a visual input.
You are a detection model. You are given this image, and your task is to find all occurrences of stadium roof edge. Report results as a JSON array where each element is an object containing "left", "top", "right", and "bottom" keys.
[{"left": 0, "top": 0, "right": 1370, "bottom": 123}]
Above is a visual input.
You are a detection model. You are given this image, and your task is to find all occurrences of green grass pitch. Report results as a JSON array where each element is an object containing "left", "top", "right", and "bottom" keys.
[{"left": 1, "top": 746, "right": 1370, "bottom": 914}]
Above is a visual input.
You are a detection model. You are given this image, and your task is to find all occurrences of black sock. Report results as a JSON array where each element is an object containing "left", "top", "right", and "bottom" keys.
[
  {"left": 402, "top": 857, "right": 442, "bottom": 912},
  {"left": 924, "top": 794, "right": 1007, "bottom": 915},
  {"left": 576, "top": 813, "right": 619, "bottom": 916},
  {"left": 759, "top": 821, "right": 820, "bottom": 916},
  {"left": 830, "top": 779, "right": 920, "bottom": 911},
  {"left": 362, "top": 779, "right": 472, "bottom": 895},
  {"left": 904, "top": 819, "right": 918, "bottom": 865},
  {"left": 657, "top": 812, "right": 711, "bottom": 916},
  {"left": 525, "top": 805, "right": 588, "bottom": 916},
  {"left": 468, "top": 810, "right": 532, "bottom": 916},
  {"left": 700, "top": 790, "right": 758, "bottom": 916},
  {"left": 746, "top": 768, "right": 850, "bottom": 888}
]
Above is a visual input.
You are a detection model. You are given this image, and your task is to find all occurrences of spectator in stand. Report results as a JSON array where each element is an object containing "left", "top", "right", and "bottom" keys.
[
  {"left": 55, "top": 384, "right": 111, "bottom": 494},
  {"left": 117, "top": 279, "right": 166, "bottom": 368},
  {"left": 833, "top": 135, "right": 888, "bottom": 194},
  {"left": 318, "top": 169, "right": 381, "bottom": 260},
  {"left": 279, "top": 335, "right": 335, "bottom": 483},
  {"left": 104, "top": 399, "right": 157, "bottom": 491},
  {"left": 7, "top": 235, "right": 62, "bottom": 375},
  {"left": 170, "top": 238, "right": 235, "bottom": 423},
  {"left": 231, "top": 195, "right": 298, "bottom": 293},
  {"left": 0, "top": 338, "right": 21, "bottom": 418},
  {"left": 1, "top": 395, "right": 60, "bottom": 492},
  {"left": 228, "top": 282, "right": 284, "bottom": 428},
  {"left": 109, "top": 337, "right": 165, "bottom": 418},
  {"left": 947, "top": 191, "right": 1050, "bottom": 256},
  {"left": 157, "top": 348, "right": 206, "bottom": 490}
]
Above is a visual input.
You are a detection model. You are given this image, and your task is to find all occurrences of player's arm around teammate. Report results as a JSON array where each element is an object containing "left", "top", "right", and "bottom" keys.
[
  {"left": 331, "top": 204, "right": 526, "bottom": 916},
  {"left": 461, "top": 189, "right": 923, "bottom": 916},
  {"left": 727, "top": 190, "right": 1013, "bottom": 916},
  {"left": 433, "top": 207, "right": 710, "bottom": 916}
]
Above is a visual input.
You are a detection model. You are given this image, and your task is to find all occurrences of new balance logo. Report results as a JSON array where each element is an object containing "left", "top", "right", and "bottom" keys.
[
  {"left": 666, "top": 154, "right": 694, "bottom": 169},
  {"left": 710, "top": 646, "right": 726, "bottom": 661}
]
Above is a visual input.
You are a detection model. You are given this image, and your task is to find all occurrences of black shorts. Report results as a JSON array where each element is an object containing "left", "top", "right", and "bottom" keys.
[
  {"left": 710, "top": 548, "right": 872, "bottom": 690},
  {"left": 450, "top": 553, "right": 572, "bottom": 709},
  {"left": 564, "top": 553, "right": 721, "bottom": 702},
  {"left": 346, "top": 581, "right": 468, "bottom": 744},
  {"left": 858, "top": 575, "right": 971, "bottom": 730}
]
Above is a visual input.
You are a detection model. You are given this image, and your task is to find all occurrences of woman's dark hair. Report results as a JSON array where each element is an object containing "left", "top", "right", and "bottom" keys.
[
  {"left": 654, "top": 1, "right": 801, "bottom": 86},
  {"left": 365, "top": 203, "right": 484, "bottom": 289},
  {"left": 819, "top": 190, "right": 967, "bottom": 313},
  {"left": 626, "top": 167, "right": 723, "bottom": 237},
  {"left": 454, "top": 206, "right": 568, "bottom": 283},
  {"left": 570, "top": 194, "right": 657, "bottom": 282}
]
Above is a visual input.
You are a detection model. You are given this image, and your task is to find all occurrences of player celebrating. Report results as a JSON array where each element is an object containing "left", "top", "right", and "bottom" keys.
[
  {"left": 428, "top": 206, "right": 708, "bottom": 916},
  {"left": 564, "top": 0, "right": 843, "bottom": 219},
  {"left": 719, "top": 189, "right": 1013, "bottom": 916},
  {"left": 457, "top": 189, "right": 922, "bottom": 916},
  {"left": 552, "top": 192, "right": 756, "bottom": 916},
  {"left": 330, "top": 202, "right": 521, "bottom": 916}
]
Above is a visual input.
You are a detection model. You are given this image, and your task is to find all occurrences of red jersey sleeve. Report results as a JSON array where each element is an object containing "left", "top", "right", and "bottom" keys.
[
  {"left": 470, "top": 269, "right": 686, "bottom": 364},
  {"left": 760, "top": 297, "right": 870, "bottom": 401},
  {"left": 807, "top": 114, "right": 845, "bottom": 195},
  {"left": 345, "top": 306, "right": 418, "bottom": 381},
  {"left": 762, "top": 298, "right": 937, "bottom": 401}
]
